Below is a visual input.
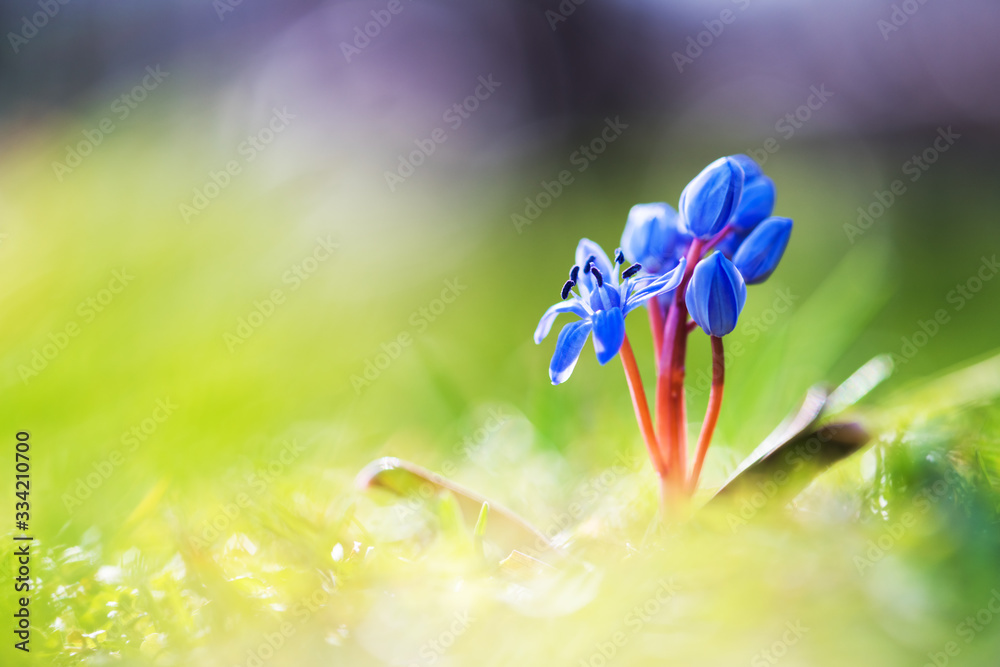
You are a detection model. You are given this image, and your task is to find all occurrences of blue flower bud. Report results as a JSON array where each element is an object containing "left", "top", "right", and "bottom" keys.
[
  {"left": 729, "top": 153, "right": 763, "bottom": 181},
  {"left": 733, "top": 216, "right": 792, "bottom": 285},
  {"left": 679, "top": 157, "right": 745, "bottom": 240},
  {"left": 621, "top": 203, "right": 686, "bottom": 273},
  {"left": 730, "top": 174, "right": 775, "bottom": 232},
  {"left": 685, "top": 253, "right": 747, "bottom": 337}
]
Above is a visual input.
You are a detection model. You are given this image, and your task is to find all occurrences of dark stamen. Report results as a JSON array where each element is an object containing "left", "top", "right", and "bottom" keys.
[
  {"left": 583, "top": 255, "right": 597, "bottom": 275},
  {"left": 590, "top": 266, "right": 604, "bottom": 288},
  {"left": 622, "top": 264, "right": 642, "bottom": 279},
  {"left": 569, "top": 265, "right": 580, "bottom": 282},
  {"left": 561, "top": 280, "right": 576, "bottom": 299},
  {"left": 615, "top": 249, "right": 625, "bottom": 265}
]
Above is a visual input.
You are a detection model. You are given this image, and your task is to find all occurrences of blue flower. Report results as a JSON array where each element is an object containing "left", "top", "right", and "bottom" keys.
[
  {"left": 620, "top": 203, "right": 689, "bottom": 274},
  {"left": 535, "top": 239, "right": 686, "bottom": 384},
  {"left": 733, "top": 216, "right": 793, "bottom": 285},
  {"left": 727, "top": 155, "right": 775, "bottom": 232},
  {"left": 679, "top": 157, "right": 745, "bottom": 240},
  {"left": 685, "top": 252, "right": 747, "bottom": 337}
]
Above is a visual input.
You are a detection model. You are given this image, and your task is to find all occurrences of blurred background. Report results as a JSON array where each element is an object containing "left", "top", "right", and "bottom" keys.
[{"left": 2, "top": 0, "right": 1000, "bottom": 664}]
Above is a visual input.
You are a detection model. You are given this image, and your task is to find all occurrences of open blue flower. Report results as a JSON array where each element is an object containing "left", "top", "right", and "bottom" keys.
[
  {"left": 535, "top": 239, "right": 686, "bottom": 384},
  {"left": 685, "top": 252, "right": 746, "bottom": 337},
  {"left": 679, "top": 157, "right": 745, "bottom": 240}
]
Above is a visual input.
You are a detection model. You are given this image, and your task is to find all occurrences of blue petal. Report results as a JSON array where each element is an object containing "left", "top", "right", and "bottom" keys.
[
  {"left": 591, "top": 307, "right": 625, "bottom": 366},
  {"left": 574, "top": 238, "right": 615, "bottom": 294},
  {"left": 588, "top": 284, "right": 622, "bottom": 313},
  {"left": 621, "top": 203, "right": 681, "bottom": 273},
  {"left": 685, "top": 253, "right": 746, "bottom": 337},
  {"left": 730, "top": 175, "right": 775, "bottom": 232},
  {"left": 623, "top": 258, "right": 686, "bottom": 315},
  {"left": 729, "top": 154, "right": 763, "bottom": 181},
  {"left": 549, "top": 320, "right": 593, "bottom": 384},
  {"left": 534, "top": 298, "right": 589, "bottom": 344},
  {"left": 733, "top": 217, "right": 792, "bottom": 284},
  {"left": 680, "top": 157, "right": 745, "bottom": 240}
]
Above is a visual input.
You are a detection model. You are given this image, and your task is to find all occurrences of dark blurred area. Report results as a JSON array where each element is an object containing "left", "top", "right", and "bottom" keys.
[{"left": 4, "top": 0, "right": 1000, "bottom": 134}]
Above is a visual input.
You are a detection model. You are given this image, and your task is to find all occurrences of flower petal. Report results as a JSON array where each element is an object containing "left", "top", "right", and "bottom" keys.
[
  {"left": 623, "top": 257, "right": 686, "bottom": 315},
  {"left": 574, "top": 238, "right": 615, "bottom": 294},
  {"left": 685, "top": 253, "right": 746, "bottom": 337},
  {"left": 733, "top": 216, "right": 792, "bottom": 284},
  {"left": 534, "top": 299, "right": 589, "bottom": 344},
  {"left": 591, "top": 307, "right": 625, "bottom": 366},
  {"left": 680, "top": 157, "right": 745, "bottom": 239},
  {"left": 549, "top": 320, "right": 593, "bottom": 384},
  {"left": 621, "top": 203, "right": 682, "bottom": 273},
  {"left": 729, "top": 153, "right": 763, "bottom": 181},
  {"left": 729, "top": 175, "right": 775, "bottom": 232}
]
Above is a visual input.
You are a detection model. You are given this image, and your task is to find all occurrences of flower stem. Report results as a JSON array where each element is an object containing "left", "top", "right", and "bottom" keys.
[
  {"left": 619, "top": 335, "right": 666, "bottom": 477},
  {"left": 648, "top": 302, "right": 665, "bottom": 370},
  {"left": 701, "top": 224, "right": 733, "bottom": 255},
  {"left": 656, "top": 239, "right": 704, "bottom": 494},
  {"left": 688, "top": 335, "right": 725, "bottom": 493}
]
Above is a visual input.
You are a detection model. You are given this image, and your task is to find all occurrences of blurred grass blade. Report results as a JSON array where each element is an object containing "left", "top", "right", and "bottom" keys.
[
  {"left": 707, "top": 387, "right": 870, "bottom": 509},
  {"left": 356, "top": 457, "right": 558, "bottom": 557}
]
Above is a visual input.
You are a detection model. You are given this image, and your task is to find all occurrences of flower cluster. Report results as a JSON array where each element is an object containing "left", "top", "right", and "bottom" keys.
[{"left": 535, "top": 154, "right": 793, "bottom": 499}]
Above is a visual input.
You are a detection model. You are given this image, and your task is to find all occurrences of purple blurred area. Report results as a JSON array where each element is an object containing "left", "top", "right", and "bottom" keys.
[{"left": 2, "top": 0, "right": 1000, "bottom": 145}]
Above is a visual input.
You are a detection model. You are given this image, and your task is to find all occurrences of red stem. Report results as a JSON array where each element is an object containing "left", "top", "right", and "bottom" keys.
[
  {"left": 656, "top": 239, "right": 704, "bottom": 494},
  {"left": 688, "top": 336, "right": 725, "bottom": 493},
  {"left": 701, "top": 224, "right": 733, "bottom": 255},
  {"left": 619, "top": 335, "right": 666, "bottom": 477}
]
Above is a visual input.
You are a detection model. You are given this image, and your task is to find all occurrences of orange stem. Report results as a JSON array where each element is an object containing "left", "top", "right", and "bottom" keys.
[
  {"left": 648, "top": 302, "right": 665, "bottom": 370},
  {"left": 688, "top": 335, "right": 725, "bottom": 493},
  {"left": 619, "top": 335, "right": 665, "bottom": 477}
]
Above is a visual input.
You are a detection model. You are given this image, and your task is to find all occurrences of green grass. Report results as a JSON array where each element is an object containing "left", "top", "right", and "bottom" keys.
[{"left": 3, "top": 94, "right": 1000, "bottom": 666}]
